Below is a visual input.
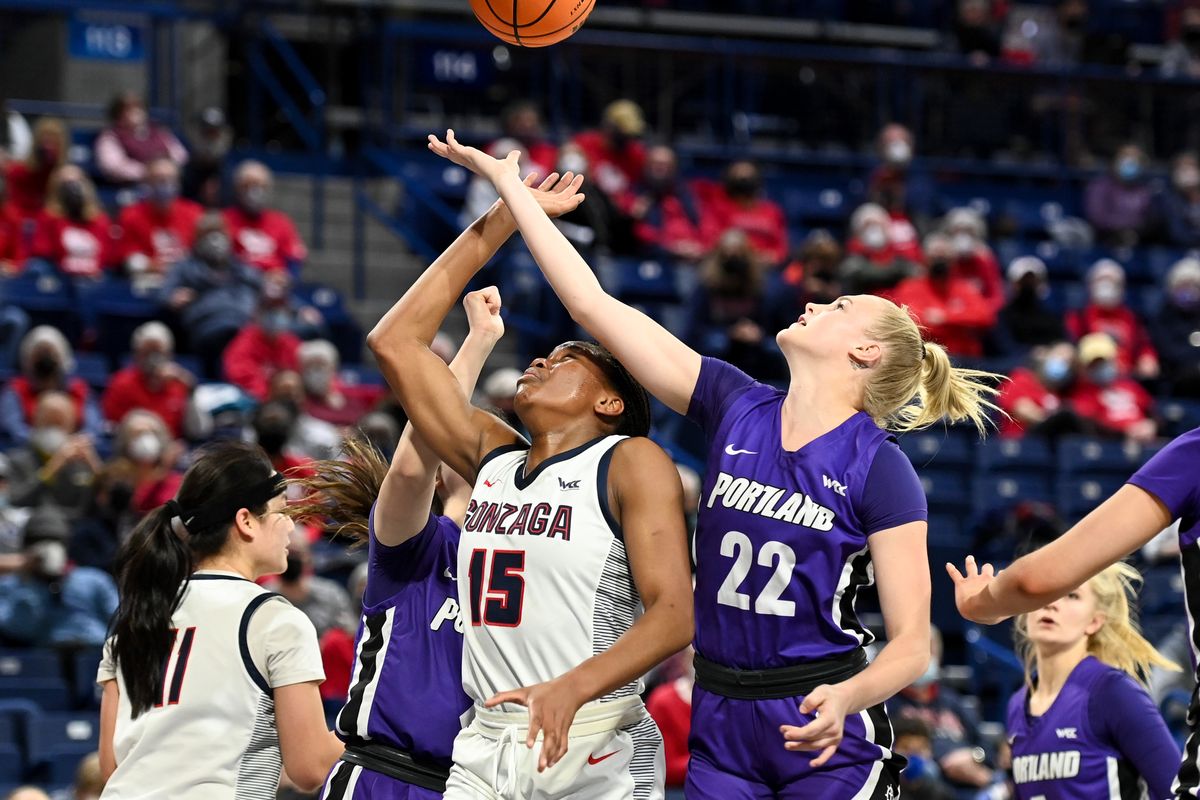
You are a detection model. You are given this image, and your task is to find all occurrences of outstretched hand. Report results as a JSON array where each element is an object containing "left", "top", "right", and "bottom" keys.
[
  {"left": 945, "top": 555, "right": 1007, "bottom": 625},
  {"left": 463, "top": 286, "right": 504, "bottom": 342}
]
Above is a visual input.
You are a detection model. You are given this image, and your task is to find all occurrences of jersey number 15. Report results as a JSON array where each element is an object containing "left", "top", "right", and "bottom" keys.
[{"left": 468, "top": 549, "right": 525, "bottom": 627}]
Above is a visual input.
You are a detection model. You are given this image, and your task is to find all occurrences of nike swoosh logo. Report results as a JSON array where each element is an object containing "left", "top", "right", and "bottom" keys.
[
  {"left": 483, "top": 479, "right": 498, "bottom": 488},
  {"left": 724, "top": 444, "right": 757, "bottom": 456},
  {"left": 587, "top": 751, "right": 619, "bottom": 765},
  {"left": 444, "top": 568, "right": 455, "bottom": 580}
]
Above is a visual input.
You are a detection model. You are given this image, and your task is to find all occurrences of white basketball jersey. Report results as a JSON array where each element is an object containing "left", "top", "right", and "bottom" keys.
[
  {"left": 459, "top": 435, "right": 643, "bottom": 707},
  {"left": 99, "top": 572, "right": 323, "bottom": 800}
]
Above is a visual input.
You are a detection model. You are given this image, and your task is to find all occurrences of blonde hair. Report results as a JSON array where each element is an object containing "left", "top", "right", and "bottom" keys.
[
  {"left": 27, "top": 117, "right": 68, "bottom": 170},
  {"left": 863, "top": 302, "right": 1001, "bottom": 434},
  {"left": 1015, "top": 562, "right": 1181, "bottom": 686},
  {"left": 44, "top": 165, "right": 103, "bottom": 222}
]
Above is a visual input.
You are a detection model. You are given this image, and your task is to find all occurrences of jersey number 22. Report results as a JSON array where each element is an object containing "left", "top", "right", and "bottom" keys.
[{"left": 716, "top": 531, "right": 797, "bottom": 616}]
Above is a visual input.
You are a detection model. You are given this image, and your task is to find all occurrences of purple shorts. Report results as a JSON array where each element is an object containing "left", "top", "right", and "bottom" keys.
[
  {"left": 684, "top": 686, "right": 905, "bottom": 799},
  {"left": 321, "top": 759, "right": 446, "bottom": 800}
]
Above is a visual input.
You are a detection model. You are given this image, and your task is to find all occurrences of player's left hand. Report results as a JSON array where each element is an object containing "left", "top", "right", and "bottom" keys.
[
  {"left": 780, "top": 682, "right": 851, "bottom": 767},
  {"left": 485, "top": 677, "right": 586, "bottom": 772},
  {"left": 946, "top": 555, "right": 1007, "bottom": 625},
  {"left": 428, "top": 129, "right": 519, "bottom": 182}
]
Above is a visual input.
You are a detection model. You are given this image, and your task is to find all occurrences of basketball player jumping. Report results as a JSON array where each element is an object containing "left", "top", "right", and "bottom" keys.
[
  {"left": 950, "top": 427, "right": 1200, "bottom": 798},
  {"left": 428, "top": 130, "right": 999, "bottom": 798},
  {"left": 367, "top": 170, "right": 694, "bottom": 799},
  {"left": 291, "top": 288, "right": 504, "bottom": 798}
]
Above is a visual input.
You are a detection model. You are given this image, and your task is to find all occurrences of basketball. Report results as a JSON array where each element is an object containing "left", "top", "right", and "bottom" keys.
[{"left": 469, "top": 0, "right": 595, "bottom": 47}]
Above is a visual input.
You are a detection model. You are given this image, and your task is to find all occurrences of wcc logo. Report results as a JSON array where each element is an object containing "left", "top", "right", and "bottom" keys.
[
  {"left": 558, "top": 477, "right": 581, "bottom": 491},
  {"left": 822, "top": 474, "right": 848, "bottom": 497}
]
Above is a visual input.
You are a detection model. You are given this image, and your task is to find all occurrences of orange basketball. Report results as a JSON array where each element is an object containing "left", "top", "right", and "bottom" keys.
[{"left": 469, "top": 0, "right": 595, "bottom": 47}]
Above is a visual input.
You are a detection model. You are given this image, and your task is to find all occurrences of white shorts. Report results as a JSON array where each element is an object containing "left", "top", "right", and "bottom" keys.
[{"left": 443, "top": 695, "right": 664, "bottom": 800}]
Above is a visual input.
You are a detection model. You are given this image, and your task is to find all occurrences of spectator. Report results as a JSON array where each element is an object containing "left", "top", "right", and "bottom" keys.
[
  {"left": 183, "top": 106, "right": 232, "bottom": 207},
  {"left": 0, "top": 506, "right": 117, "bottom": 646},
  {"left": 8, "top": 391, "right": 102, "bottom": 515},
  {"left": 890, "top": 627, "right": 996, "bottom": 791},
  {"left": 952, "top": 0, "right": 1002, "bottom": 61},
  {"left": 267, "top": 532, "right": 355, "bottom": 639},
  {"left": 101, "top": 322, "right": 194, "bottom": 437},
  {"left": 551, "top": 141, "right": 628, "bottom": 255},
  {"left": 867, "top": 122, "right": 936, "bottom": 223},
  {"left": 997, "top": 341, "right": 1083, "bottom": 438},
  {"left": 317, "top": 560, "right": 367, "bottom": 705},
  {"left": 499, "top": 100, "right": 558, "bottom": 181},
  {"left": 30, "top": 165, "right": 116, "bottom": 280},
  {"left": 942, "top": 207, "right": 1004, "bottom": 311},
  {"left": 70, "top": 752, "right": 106, "bottom": 800},
  {"left": 297, "top": 339, "right": 383, "bottom": 427},
  {"left": 222, "top": 283, "right": 302, "bottom": 400},
  {"left": 684, "top": 229, "right": 780, "bottom": 378},
  {"left": 253, "top": 400, "right": 310, "bottom": 476},
  {"left": 1033, "top": 0, "right": 1128, "bottom": 67},
  {"left": 356, "top": 410, "right": 400, "bottom": 463},
  {"left": 890, "top": 233, "right": 997, "bottom": 358},
  {"left": 1157, "top": 151, "right": 1200, "bottom": 248},
  {"left": 4, "top": 116, "right": 68, "bottom": 221},
  {"left": 0, "top": 326, "right": 101, "bottom": 445},
  {"left": 116, "top": 157, "right": 204, "bottom": 280},
  {"left": 699, "top": 160, "right": 788, "bottom": 265},
  {"left": 646, "top": 648, "right": 693, "bottom": 788},
  {"left": 111, "top": 409, "right": 183, "bottom": 515},
  {"left": 763, "top": 230, "right": 844, "bottom": 335},
  {"left": 0, "top": 165, "right": 26, "bottom": 275},
  {"left": 0, "top": 99, "right": 32, "bottom": 162},
  {"left": 1160, "top": 4, "right": 1200, "bottom": 79},
  {"left": 838, "top": 203, "right": 921, "bottom": 294},
  {"left": 482, "top": 367, "right": 523, "bottom": 431},
  {"left": 619, "top": 145, "right": 706, "bottom": 261},
  {"left": 69, "top": 461, "right": 136, "bottom": 575},
  {"left": 1066, "top": 259, "right": 1159, "bottom": 380},
  {"left": 1068, "top": 332, "right": 1158, "bottom": 442},
  {"left": 266, "top": 370, "right": 340, "bottom": 461},
  {"left": 997, "top": 256, "right": 1067, "bottom": 349},
  {"left": 1084, "top": 144, "right": 1155, "bottom": 247},
  {"left": 222, "top": 160, "right": 307, "bottom": 274},
  {"left": 161, "top": 213, "right": 264, "bottom": 377},
  {"left": 1150, "top": 258, "right": 1200, "bottom": 397},
  {"left": 572, "top": 99, "right": 647, "bottom": 198},
  {"left": 94, "top": 90, "right": 188, "bottom": 186},
  {"left": 892, "top": 718, "right": 956, "bottom": 800},
  {"left": 0, "top": 455, "right": 30, "bottom": 555},
  {"left": 460, "top": 137, "right": 542, "bottom": 225}
]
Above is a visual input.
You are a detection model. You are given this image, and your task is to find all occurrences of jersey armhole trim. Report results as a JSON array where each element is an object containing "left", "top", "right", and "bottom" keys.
[
  {"left": 239, "top": 592, "right": 284, "bottom": 696},
  {"left": 478, "top": 443, "right": 527, "bottom": 474},
  {"left": 597, "top": 443, "right": 622, "bottom": 542}
]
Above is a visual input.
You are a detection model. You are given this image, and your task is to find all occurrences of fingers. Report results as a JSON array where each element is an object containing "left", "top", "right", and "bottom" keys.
[
  {"left": 484, "top": 689, "right": 527, "bottom": 709},
  {"left": 781, "top": 713, "right": 834, "bottom": 745},
  {"left": 525, "top": 706, "right": 542, "bottom": 750},
  {"left": 809, "top": 744, "right": 839, "bottom": 768},
  {"left": 536, "top": 172, "right": 562, "bottom": 191},
  {"left": 523, "top": 172, "right": 540, "bottom": 187},
  {"left": 981, "top": 562, "right": 995, "bottom": 578},
  {"left": 946, "top": 562, "right": 965, "bottom": 582},
  {"left": 798, "top": 688, "right": 826, "bottom": 715},
  {"left": 539, "top": 721, "right": 568, "bottom": 772}
]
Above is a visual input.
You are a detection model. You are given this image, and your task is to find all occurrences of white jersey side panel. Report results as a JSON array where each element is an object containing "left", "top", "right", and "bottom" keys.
[
  {"left": 458, "top": 435, "right": 643, "bottom": 706},
  {"left": 100, "top": 575, "right": 288, "bottom": 800}
]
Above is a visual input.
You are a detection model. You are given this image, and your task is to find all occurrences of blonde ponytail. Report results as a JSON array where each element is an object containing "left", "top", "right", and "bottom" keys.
[
  {"left": 1015, "top": 562, "right": 1181, "bottom": 688},
  {"left": 862, "top": 303, "right": 1002, "bottom": 435}
]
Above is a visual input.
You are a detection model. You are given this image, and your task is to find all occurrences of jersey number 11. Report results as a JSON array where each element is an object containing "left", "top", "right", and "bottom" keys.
[{"left": 156, "top": 626, "right": 197, "bottom": 707}]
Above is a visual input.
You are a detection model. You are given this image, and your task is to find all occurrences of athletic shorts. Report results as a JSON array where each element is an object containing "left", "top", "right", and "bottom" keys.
[
  {"left": 319, "top": 759, "right": 444, "bottom": 800},
  {"left": 685, "top": 686, "right": 905, "bottom": 799},
  {"left": 443, "top": 695, "right": 665, "bottom": 800}
]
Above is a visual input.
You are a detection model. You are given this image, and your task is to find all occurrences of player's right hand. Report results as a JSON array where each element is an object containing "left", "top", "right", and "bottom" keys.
[
  {"left": 485, "top": 677, "right": 586, "bottom": 772},
  {"left": 463, "top": 287, "right": 505, "bottom": 342},
  {"left": 945, "top": 555, "right": 1008, "bottom": 625}
]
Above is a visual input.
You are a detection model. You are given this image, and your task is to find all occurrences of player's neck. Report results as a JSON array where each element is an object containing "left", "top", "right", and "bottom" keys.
[
  {"left": 525, "top": 422, "right": 609, "bottom": 473},
  {"left": 1032, "top": 641, "right": 1089, "bottom": 701},
  {"left": 780, "top": 368, "right": 858, "bottom": 451},
  {"left": 194, "top": 552, "right": 256, "bottom": 581}
]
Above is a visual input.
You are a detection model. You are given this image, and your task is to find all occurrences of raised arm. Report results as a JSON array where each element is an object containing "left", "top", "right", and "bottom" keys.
[
  {"left": 366, "top": 173, "right": 584, "bottom": 482},
  {"left": 373, "top": 289, "right": 505, "bottom": 546},
  {"left": 485, "top": 438, "right": 694, "bottom": 770},
  {"left": 430, "top": 131, "right": 702, "bottom": 415}
]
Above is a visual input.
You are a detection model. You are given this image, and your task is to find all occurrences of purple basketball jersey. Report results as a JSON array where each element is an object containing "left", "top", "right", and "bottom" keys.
[
  {"left": 687, "top": 357, "right": 927, "bottom": 669},
  {"left": 1006, "top": 656, "right": 1178, "bottom": 800},
  {"left": 334, "top": 506, "right": 470, "bottom": 766}
]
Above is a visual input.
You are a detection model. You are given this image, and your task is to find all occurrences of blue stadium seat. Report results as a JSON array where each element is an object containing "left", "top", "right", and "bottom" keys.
[
  {"left": 73, "top": 352, "right": 111, "bottom": 392},
  {"left": 1056, "top": 435, "right": 1159, "bottom": 478},
  {"left": 1056, "top": 476, "right": 1126, "bottom": 522},
  {"left": 91, "top": 278, "right": 164, "bottom": 368},
  {"left": 0, "top": 271, "right": 81, "bottom": 343},
  {"left": 975, "top": 436, "right": 1054, "bottom": 476},
  {"left": 0, "top": 649, "right": 61, "bottom": 681},
  {"left": 28, "top": 711, "right": 99, "bottom": 774},
  {"left": 1161, "top": 400, "right": 1200, "bottom": 437},
  {"left": 920, "top": 469, "right": 972, "bottom": 512},
  {"left": 973, "top": 473, "right": 1055, "bottom": 513},
  {"left": 0, "top": 678, "right": 70, "bottom": 711},
  {"left": 295, "top": 283, "right": 363, "bottom": 366},
  {"left": 1140, "top": 564, "right": 1185, "bottom": 618},
  {"left": 71, "top": 647, "right": 104, "bottom": 710},
  {"left": 898, "top": 431, "right": 974, "bottom": 469},
  {"left": 612, "top": 258, "right": 681, "bottom": 303},
  {"left": 0, "top": 709, "right": 24, "bottom": 783},
  {"left": 926, "top": 513, "right": 965, "bottom": 547}
]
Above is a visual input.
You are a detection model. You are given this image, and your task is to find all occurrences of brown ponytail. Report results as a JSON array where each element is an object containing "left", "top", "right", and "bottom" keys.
[{"left": 285, "top": 436, "right": 397, "bottom": 546}]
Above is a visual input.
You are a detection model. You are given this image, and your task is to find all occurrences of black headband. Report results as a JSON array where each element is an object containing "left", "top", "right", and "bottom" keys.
[{"left": 167, "top": 472, "right": 286, "bottom": 537}]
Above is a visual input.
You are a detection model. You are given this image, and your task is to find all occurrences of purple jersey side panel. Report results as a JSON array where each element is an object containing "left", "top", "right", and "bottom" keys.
[
  {"left": 1006, "top": 657, "right": 1176, "bottom": 800},
  {"left": 687, "top": 357, "right": 927, "bottom": 669},
  {"left": 335, "top": 507, "right": 469, "bottom": 767}
]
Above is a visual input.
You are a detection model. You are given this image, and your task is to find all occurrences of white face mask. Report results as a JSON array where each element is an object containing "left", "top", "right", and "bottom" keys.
[
  {"left": 127, "top": 431, "right": 163, "bottom": 465},
  {"left": 885, "top": 139, "right": 912, "bottom": 165},
  {"left": 861, "top": 225, "right": 888, "bottom": 250},
  {"left": 952, "top": 231, "right": 976, "bottom": 256},
  {"left": 558, "top": 153, "right": 588, "bottom": 174},
  {"left": 1091, "top": 280, "right": 1123, "bottom": 308},
  {"left": 31, "top": 426, "right": 68, "bottom": 456},
  {"left": 302, "top": 367, "right": 333, "bottom": 397}
]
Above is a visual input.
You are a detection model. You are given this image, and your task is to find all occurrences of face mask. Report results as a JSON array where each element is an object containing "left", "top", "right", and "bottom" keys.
[
  {"left": 36, "top": 145, "right": 60, "bottom": 166},
  {"left": 195, "top": 231, "right": 231, "bottom": 265},
  {"left": 952, "top": 231, "right": 975, "bottom": 256},
  {"left": 239, "top": 185, "right": 269, "bottom": 215},
  {"left": 724, "top": 176, "right": 760, "bottom": 198},
  {"left": 1172, "top": 285, "right": 1200, "bottom": 311},
  {"left": 721, "top": 256, "right": 752, "bottom": 278},
  {"left": 261, "top": 309, "right": 291, "bottom": 336},
  {"left": 558, "top": 152, "right": 588, "bottom": 174},
  {"left": 31, "top": 354, "right": 61, "bottom": 380},
  {"left": 140, "top": 352, "right": 167, "bottom": 376},
  {"left": 644, "top": 174, "right": 674, "bottom": 194},
  {"left": 1176, "top": 168, "right": 1200, "bottom": 191},
  {"left": 256, "top": 427, "right": 289, "bottom": 455},
  {"left": 928, "top": 259, "right": 952, "bottom": 279},
  {"left": 1041, "top": 356, "right": 1071, "bottom": 385},
  {"left": 302, "top": 368, "right": 333, "bottom": 397},
  {"left": 281, "top": 553, "right": 305, "bottom": 583},
  {"left": 59, "top": 181, "right": 85, "bottom": 217},
  {"left": 31, "top": 426, "right": 68, "bottom": 456},
  {"left": 861, "top": 225, "right": 888, "bottom": 250},
  {"left": 911, "top": 660, "right": 939, "bottom": 689},
  {"left": 1089, "top": 361, "right": 1118, "bottom": 386},
  {"left": 148, "top": 181, "right": 178, "bottom": 206},
  {"left": 1116, "top": 157, "right": 1141, "bottom": 182},
  {"left": 28, "top": 540, "right": 67, "bottom": 578},
  {"left": 884, "top": 139, "right": 912, "bottom": 166},
  {"left": 1091, "top": 280, "right": 1123, "bottom": 308},
  {"left": 127, "top": 431, "right": 163, "bottom": 465}
]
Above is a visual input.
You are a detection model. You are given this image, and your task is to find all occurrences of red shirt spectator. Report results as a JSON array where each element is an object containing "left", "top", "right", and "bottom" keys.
[
  {"left": 890, "top": 267, "right": 997, "bottom": 358},
  {"left": 5, "top": 163, "right": 55, "bottom": 222},
  {"left": 117, "top": 196, "right": 203, "bottom": 273},
  {"left": 319, "top": 627, "right": 355, "bottom": 702},
  {"left": 997, "top": 366, "right": 1066, "bottom": 438},
  {"left": 223, "top": 323, "right": 301, "bottom": 401},
  {"left": 646, "top": 677, "right": 692, "bottom": 787},
  {"left": 222, "top": 205, "right": 306, "bottom": 274},
  {"left": 132, "top": 472, "right": 183, "bottom": 516},
  {"left": 8, "top": 375, "right": 91, "bottom": 430},
  {"left": 1069, "top": 376, "right": 1154, "bottom": 435},
  {"left": 617, "top": 146, "right": 707, "bottom": 259},
  {"left": 698, "top": 162, "right": 789, "bottom": 265},
  {"left": 954, "top": 248, "right": 1005, "bottom": 312},
  {"left": 31, "top": 212, "right": 115, "bottom": 278},
  {"left": 101, "top": 366, "right": 191, "bottom": 437},
  {"left": 1066, "top": 303, "right": 1158, "bottom": 377},
  {"left": 297, "top": 339, "right": 384, "bottom": 427},
  {"left": 571, "top": 99, "right": 648, "bottom": 197},
  {"left": 0, "top": 204, "right": 25, "bottom": 272}
]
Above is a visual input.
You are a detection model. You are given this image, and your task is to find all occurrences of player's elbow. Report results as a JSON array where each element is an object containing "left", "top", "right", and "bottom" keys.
[
  {"left": 283, "top": 756, "right": 335, "bottom": 793},
  {"left": 654, "top": 596, "right": 694, "bottom": 654}
]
